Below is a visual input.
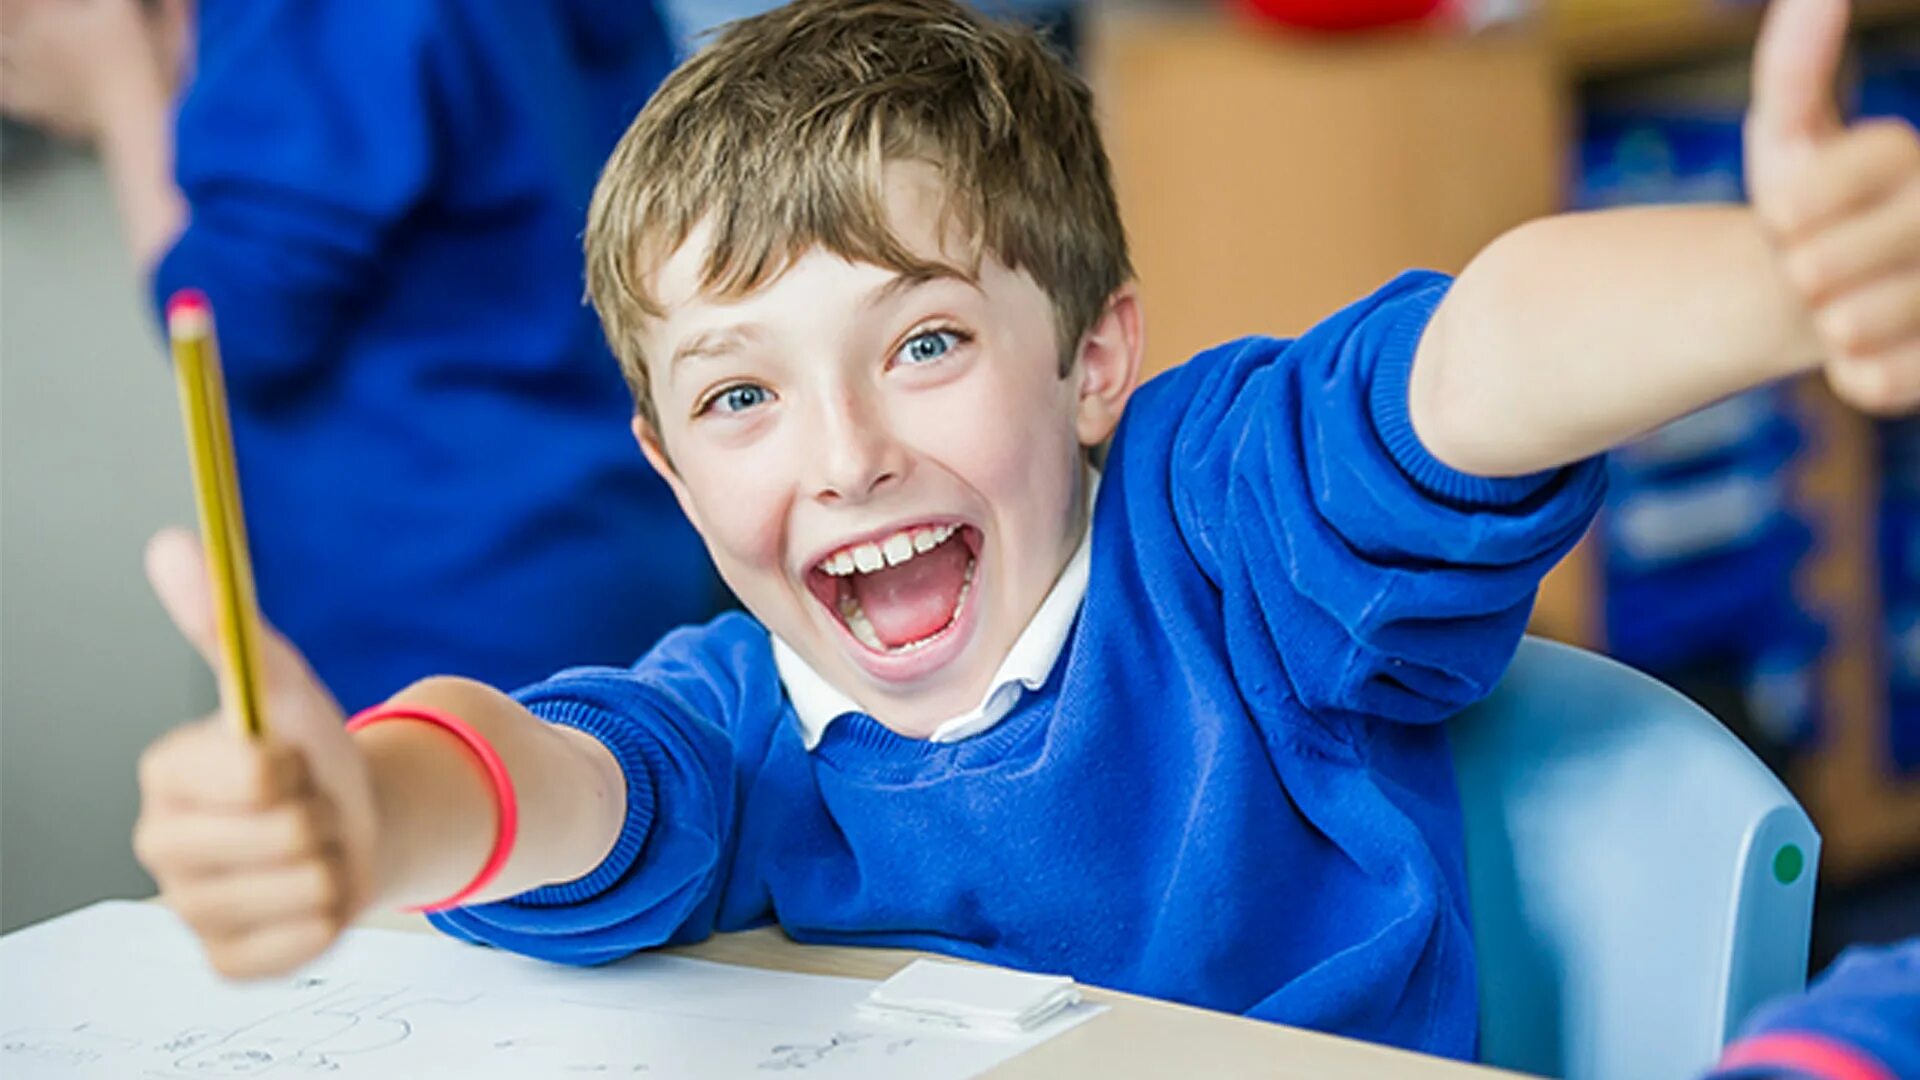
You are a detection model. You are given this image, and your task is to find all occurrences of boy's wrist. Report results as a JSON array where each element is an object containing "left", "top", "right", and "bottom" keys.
[
  {"left": 351, "top": 714, "right": 501, "bottom": 913},
  {"left": 1739, "top": 206, "right": 1829, "bottom": 384}
]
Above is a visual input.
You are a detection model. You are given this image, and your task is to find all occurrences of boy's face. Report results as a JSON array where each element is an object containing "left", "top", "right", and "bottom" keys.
[{"left": 633, "top": 164, "right": 1140, "bottom": 734}]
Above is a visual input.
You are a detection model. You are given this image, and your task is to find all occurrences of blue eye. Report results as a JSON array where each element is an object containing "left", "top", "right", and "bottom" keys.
[
  {"left": 897, "top": 329, "right": 962, "bottom": 366},
  {"left": 704, "top": 384, "right": 771, "bottom": 415}
]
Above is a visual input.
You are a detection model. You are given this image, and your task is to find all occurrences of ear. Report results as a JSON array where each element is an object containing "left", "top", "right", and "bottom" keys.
[
  {"left": 632, "top": 415, "right": 703, "bottom": 530},
  {"left": 1071, "top": 283, "right": 1145, "bottom": 448}
]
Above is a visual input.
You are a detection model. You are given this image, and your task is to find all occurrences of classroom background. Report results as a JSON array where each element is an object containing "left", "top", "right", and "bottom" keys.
[{"left": 2, "top": 0, "right": 1917, "bottom": 982}]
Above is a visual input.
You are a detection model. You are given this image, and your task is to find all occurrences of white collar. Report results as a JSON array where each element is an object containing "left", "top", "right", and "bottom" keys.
[{"left": 772, "top": 471, "right": 1098, "bottom": 750}]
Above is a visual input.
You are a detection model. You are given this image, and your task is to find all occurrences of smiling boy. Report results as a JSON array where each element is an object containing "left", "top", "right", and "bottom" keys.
[{"left": 129, "top": 0, "right": 1920, "bottom": 1059}]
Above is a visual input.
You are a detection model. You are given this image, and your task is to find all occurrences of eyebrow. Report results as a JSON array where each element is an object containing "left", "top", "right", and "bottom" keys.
[
  {"left": 669, "top": 325, "right": 760, "bottom": 373},
  {"left": 865, "top": 266, "right": 976, "bottom": 310}
]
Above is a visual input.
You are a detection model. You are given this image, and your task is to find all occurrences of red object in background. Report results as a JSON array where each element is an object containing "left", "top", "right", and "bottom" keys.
[{"left": 1236, "top": 0, "right": 1446, "bottom": 32}]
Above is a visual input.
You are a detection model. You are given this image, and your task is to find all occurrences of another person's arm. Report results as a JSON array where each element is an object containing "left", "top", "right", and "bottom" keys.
[
  {"left": 0, "top": 0, "right": 188, "bottom": 268},
  {"left": 1410, "top": 0, "right": 1918, "bottom": 480},
  {"left": 6, "top": 0, "right": 447, "bottom": 395}
]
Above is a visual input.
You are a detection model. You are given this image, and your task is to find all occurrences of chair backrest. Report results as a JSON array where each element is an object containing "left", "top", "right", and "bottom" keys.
[{"left": 1451, "top": 638, "right": 1819, "bottom": 1080}]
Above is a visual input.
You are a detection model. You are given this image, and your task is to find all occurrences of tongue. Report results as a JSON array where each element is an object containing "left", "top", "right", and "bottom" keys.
[{"left": 847, "top": 538, "right": 971, "bottom": 649}]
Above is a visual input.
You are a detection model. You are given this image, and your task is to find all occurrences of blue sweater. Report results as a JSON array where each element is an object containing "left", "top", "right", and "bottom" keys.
[
  {"left": 1710, "top": 939, "right": 1920, "bottom": 1080},
  {"left": 432, "top": 273, "right": 1606, "bottom": 1056},
  {"left": 153, "top": 0, "right": 713, "bottom": 711}
]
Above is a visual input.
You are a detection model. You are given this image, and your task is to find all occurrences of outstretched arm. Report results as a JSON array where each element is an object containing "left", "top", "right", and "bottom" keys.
[{"left": 1411, "top": 0, "right": 1919, "bottom": 479}]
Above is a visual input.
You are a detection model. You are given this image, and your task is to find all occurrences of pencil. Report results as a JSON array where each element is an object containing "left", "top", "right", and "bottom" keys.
[{"left": 167, "top": 290, "right": 268, "bottom": 740}]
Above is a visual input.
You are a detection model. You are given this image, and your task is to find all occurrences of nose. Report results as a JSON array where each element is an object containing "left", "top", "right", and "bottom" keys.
[{"left": 807, "top": 388, "right": 907, "bottom": 505}]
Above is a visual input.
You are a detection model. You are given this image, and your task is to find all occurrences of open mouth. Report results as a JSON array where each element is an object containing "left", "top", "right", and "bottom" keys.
[{"left": 806, "top": 523, "right": 982, "bottom": 656}]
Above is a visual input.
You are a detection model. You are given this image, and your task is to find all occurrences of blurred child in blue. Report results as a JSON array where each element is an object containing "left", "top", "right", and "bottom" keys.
[{"left": 0, "top": 0, "right": 718, "bottom": 711}]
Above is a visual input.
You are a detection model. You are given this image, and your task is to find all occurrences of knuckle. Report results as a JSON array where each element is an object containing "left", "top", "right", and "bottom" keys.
[
  {"left": 1784, "top": 247, "right": 1831, "bottom": 297},
  {"left": 135, "top": 744, "right": 164, "bottom": 790},
  {"left": 266, "top": 799, "right": 318, "bottom": 857},
  {"left": 130, "top": 817, "right": 165, "bottom": 868},
  {"left": 136, "top": 732, "right": 190, "bottom": 792},
  {"left": 277, "top": 804, "right": 322, "bottom": 856},
  {"left": 209, "top": 946, "right": 257, "bottom": 981},
  {"left": 166, "top": 886, "right": 217, "bottom": 929},
  {"left": 1819, "top": 307, "right": 1871, "bottom": 355},
  {"left": 237, "top": 748, "right": 290, "bottom": 807},
  {"left": 1754, "top": 188, "right": 1800, "bottom": 235},
  {"left": 305, "top": 861, "right": 345, "bottom": 911},
  {"left": 1876, "top": 119, "right": 1920, "bottom": 166}
]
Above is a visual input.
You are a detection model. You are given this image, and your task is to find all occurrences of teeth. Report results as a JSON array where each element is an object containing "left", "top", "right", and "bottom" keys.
[
  {"left": 818, "top": 524, "right": 961, "bottom": 577},
  {"left": 882, "top": 533, "right": 915, "bottom": 566},
  {"left": 844, "top": 604, "right": 886, "bottom": 651}
]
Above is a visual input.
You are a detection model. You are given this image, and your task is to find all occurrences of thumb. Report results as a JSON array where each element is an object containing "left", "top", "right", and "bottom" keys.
[
  {"left": 1749, "top": 0, "right": 1850, "bottom": 148},
  {"left": 145, "top": 526, "right": 334, "bottom": 720},
  {"left": 146, "top": 526, "right": 223, "bottom": 674}
]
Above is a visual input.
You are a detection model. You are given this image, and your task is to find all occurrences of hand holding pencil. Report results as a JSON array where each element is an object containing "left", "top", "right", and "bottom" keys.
[{"left": 133, "top": 293, "right": 378, "bottom": 978}]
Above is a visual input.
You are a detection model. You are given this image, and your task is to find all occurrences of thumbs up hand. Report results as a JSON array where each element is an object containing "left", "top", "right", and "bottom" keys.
[{"left": 1746, "top": 0, "right": 1920, "bottom": 414}]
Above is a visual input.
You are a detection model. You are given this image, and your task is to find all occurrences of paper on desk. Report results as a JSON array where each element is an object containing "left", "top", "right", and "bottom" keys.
[{"left": 0, "top": 901, "right": 1100, "bottom": 1079}]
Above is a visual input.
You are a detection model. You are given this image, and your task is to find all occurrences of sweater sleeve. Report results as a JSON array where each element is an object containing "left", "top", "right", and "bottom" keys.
[
  {"left": 427, "top": 619, "right": 771, "bottom": 966},
  {"left": 1145, "top": 270, "right": 1605, "bottom": 728},
  {"left": 1705, "top": 940, "right": 1919, "bottom": 1080},
  {"left": 152, "top": 0, "right": 442, "bottom": 397}
]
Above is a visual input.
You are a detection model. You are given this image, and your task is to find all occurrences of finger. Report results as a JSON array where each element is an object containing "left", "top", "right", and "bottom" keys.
[
  {"left": 1827, "top": 343, "right": 1920, "bottom": 417},
  {"left": 1817, "top": 269, "right": 1920, "bottom": 357},
  {"left": 1783, "top": 177, "right": 1920, "bottom": 299},
  {"left": 138, "top": 723, "right": 313, "bottom": 809},
  {"left": 1748, "top": 0, "right": 1850, "bottom": 147},
  {"left": 134, "top": 799, "right": 338, "bottom": 875},
  {"left": 201, "top": 916, "right": 339, "bottom": 980},
  {"left": 1770, "top": 121, "right": 1920, "bottom": 240},
  {"left": 145, "top": 527, "right": 222, "bottom": 673},
  {"left": 164, "top": 860, "right": 347, "bottom": 937}
]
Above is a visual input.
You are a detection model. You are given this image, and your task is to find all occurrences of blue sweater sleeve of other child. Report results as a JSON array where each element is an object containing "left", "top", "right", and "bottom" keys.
[
  {"left": 149, "top": 2, "right": 712, "bottom": 711},
  {"left": 156, "top": 1, "right": 441, "bottom": 393},
  {"left": 1709, "top": 939, "right": 1920, "bottom": 1080},
  {"left": 1134, "top": 269, "right": 1605, "bottom": 732}
]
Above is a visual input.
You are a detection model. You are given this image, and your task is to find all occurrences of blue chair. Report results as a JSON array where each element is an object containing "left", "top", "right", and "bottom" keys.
[{"left": 1452, "top": 637, "right": 1819, "bottom": 1080}]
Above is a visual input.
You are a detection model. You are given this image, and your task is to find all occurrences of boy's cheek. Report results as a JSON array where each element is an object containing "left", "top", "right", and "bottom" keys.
[{"left": 675, "top": 460, "right": 793, "bottom": 579}]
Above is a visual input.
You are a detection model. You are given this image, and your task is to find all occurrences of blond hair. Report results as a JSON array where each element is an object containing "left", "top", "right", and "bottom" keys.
[{"left": 585, "top": 0, "right": 1131, "bottom": 426}]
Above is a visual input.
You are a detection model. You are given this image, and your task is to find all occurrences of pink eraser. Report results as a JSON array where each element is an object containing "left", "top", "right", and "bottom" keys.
[{"left": 166, "top": 289, "right": 211, "bottom": 320}]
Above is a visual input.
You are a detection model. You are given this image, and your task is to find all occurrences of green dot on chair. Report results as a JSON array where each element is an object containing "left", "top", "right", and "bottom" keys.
[{"left": 1773, "top": 844, "right": 1804, "bottom": 886}]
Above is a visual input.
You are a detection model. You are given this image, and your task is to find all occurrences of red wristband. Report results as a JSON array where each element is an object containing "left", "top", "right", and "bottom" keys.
[
  {"left": 1716, "top": 1033, "right": 1897, "bottom": 1080},
  {"left": 346, "top": 704, "right": 519, "bottom": 913}
]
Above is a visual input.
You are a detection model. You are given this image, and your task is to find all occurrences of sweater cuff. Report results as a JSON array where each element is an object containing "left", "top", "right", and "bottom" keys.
[
  {"left": 1711, "top": 1032, "right": 1898, "bottom": 1080},
  {"left": 497, "top": 698, "right": 657, "bottom": 908},
  {"left": 1367, "top": 298, "right": 1560, "bottom": 509}
]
